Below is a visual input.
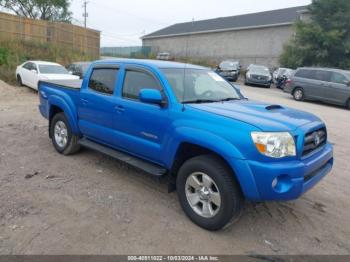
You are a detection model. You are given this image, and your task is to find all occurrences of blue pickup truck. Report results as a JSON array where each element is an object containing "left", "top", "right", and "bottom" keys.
[{"left": 38, "top": 59, "right": 333, "bottom": 230}]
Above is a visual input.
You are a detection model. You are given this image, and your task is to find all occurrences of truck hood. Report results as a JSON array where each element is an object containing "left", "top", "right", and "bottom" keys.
[
  {"left": 39, "top": 74, "right": 80, "bottom": 80},
  {"left": 189, "top": 100, "right": 321, "bottom": 132}
]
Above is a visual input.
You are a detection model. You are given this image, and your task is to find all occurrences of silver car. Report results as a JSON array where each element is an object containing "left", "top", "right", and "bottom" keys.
[{"left": 284, "top": 67, "right": 350, "bottom": 109}]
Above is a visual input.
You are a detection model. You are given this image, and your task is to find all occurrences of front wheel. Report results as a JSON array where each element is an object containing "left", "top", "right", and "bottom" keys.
[
  {"left": 17, "top": 75, "right": 23, "bottom": 86},
  {"left": 176, "top": 155, "right": 243, "bottom": 231},
  {"left": 50, "top": 113, "right": 80, "bottom": 155},
  {"left": 293, "top": 88, "right": 304, "bottom": 101}
]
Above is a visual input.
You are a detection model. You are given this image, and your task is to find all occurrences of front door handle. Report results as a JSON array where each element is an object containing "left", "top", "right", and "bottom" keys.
[{"left": 115, "top": 105, "right": 125, "bottom": 112}]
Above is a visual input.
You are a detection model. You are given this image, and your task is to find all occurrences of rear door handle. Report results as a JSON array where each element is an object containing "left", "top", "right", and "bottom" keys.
[{"left": 81, "top": 98, "right": 89, "bottom": 104}]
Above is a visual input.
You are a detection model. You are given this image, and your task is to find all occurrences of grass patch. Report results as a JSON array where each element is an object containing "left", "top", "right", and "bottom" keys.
[{"left": 0, "top": 40, "right": 97, "bottom": 84}]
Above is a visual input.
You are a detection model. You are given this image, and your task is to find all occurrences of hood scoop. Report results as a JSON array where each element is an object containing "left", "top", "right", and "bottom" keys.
[{"left": 265, "top": 104, "right": 284, "bottom": 111}]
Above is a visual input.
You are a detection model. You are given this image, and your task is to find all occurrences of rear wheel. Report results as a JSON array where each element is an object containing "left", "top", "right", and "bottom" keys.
[
  {"left": 293, "top": 87, "right": 304, "bottom": 101},
  {"left": 176, "top": 155, "right": 243, "bottom": 231},
  {"left": 50, "top": 113, "right": 80, "bottom": 155},
  {"left": 17, "top": 75, "right": 23, "bottom": 86}
]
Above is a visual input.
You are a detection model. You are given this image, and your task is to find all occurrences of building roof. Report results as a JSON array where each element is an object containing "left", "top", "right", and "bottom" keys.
[{"left": 142, "top": 6, "right": 308, "bottom": 39}]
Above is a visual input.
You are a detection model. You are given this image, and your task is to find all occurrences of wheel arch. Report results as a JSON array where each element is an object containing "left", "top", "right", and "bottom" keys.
[
  {"left": 168, "top": 141, "right": 244, "bottom": 195},
  {"left": 48, "top": 96, "right": 80, "bottom": 137},
  {"left": 292, "top": 86, "right": 304, "bottom": 94}
]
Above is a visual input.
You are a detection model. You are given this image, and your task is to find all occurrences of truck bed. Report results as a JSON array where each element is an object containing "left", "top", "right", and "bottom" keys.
[
  {"left": 39, "top": 79, "right": 83, "bottom": 89},
  {"left": 38, "top": 79, "right": 82, "bottom": 121}
]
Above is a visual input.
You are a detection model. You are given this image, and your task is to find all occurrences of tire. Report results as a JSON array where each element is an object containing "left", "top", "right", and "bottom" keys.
[
  {"left": 293, "top": 87, "right": 304, "bottom": 101},
  {"left": 176, "top": 155, "right": 243, "bottom": 231},
  {"left": 50, "top": 113, "right": 80, "bottom": 155},
  {"left": 17, "top": 75, "right": 23, "bottom": 86}
]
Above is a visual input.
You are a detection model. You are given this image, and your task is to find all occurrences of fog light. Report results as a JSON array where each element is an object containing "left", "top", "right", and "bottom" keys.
[
  {"left": 272, "top": 178, "right": 278, "bottom": 188},
  {"left": 272, "top": 175, "right": 293, "bottom": 193}
]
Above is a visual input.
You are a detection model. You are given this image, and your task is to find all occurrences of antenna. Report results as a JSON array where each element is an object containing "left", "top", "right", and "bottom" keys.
[
  {"left": 181, "top": 17, "right": 195, "bottom": 111},
  {"left": 82, "top": 0, "right": 89, "bottom": 28}
]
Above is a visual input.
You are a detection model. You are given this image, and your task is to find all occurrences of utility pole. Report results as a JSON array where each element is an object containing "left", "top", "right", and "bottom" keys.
[{"left": 82, "top": 0, "right": 88, "bottom": 28}]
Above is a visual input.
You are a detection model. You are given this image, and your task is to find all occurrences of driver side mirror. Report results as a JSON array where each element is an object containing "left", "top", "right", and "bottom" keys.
[
  {"left": 31, "top": 69, "right": 38, "bottom": 74},
  {"left": 139, "top": 89, "right": 165, "bottom": 106}
]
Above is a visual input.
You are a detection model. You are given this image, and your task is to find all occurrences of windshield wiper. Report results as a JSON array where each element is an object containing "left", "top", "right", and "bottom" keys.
[
  {"left": 217, "top": 97, "right": 240, "bottom": 102},
  {"left": 182, "top": 99, "right": 220, "bottom": 104}
]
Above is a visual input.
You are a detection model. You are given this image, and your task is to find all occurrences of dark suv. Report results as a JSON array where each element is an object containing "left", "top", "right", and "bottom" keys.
[
  {"left": 245, "top": 64, "right": 272, "bottom": 88},
  {"left": 284, "top": 67, "right": 350, "bottom": 109},
  {"left": 215, "top": 60, "right": 241, "bottom": 82}
]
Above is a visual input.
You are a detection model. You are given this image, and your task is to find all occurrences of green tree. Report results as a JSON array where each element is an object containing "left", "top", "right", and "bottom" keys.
[
  {"left": 0, "top": 0, "right": 72, "bottom": 22},
  {"left": 279, "top": 0, "right": 350, "bottom": 69}
]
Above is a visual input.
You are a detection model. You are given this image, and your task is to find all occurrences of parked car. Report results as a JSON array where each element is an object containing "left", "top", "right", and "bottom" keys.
[
  {"left": 67, "top": 62, "right": 91, "bottom": 79},
  {"left": 276, "top": 69, "right": 295, "bottom": 90},
  {"left": 16, "top": 61, "right": 79, "bottom": 90},
  {"left": 156, "top": 52, "right": 173, "bottom": 61},
  {"left": 245, "top": 64, "right": 272, "bottom": 88},
  {"left": 284, "top": 67, "right": 350, "bottom": 109},
  {"left": 215, "top": 60, "right": 241, "bottom": 82},
  {"left": 38, "top": 59, "right": 333, "bottom": 230},
  {"left": 272, "top": 67, "right": 293, "bottom": 84}
]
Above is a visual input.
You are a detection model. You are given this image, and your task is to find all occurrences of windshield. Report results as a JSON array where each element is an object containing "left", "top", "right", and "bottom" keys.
[
  {"left": 250, "top": 66, "right": 270, "bottom": 75},
  {"left": 344, "top": 72, "right": 350, "bottom": 80},
  {"left": 161, "top": 68, "right": 241, "bottom": 103},
  {"left": 39, "top": 65, "right": 69, "bottom": 74},
  {"left": 220, "top": 61, "right": 239, "bottom": 70},
  {"left": 284, "top": 69, "right": 295, "bottom": 77}
]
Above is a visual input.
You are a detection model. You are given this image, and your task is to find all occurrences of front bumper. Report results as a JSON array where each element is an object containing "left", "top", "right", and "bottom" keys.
[
  {"left": 219, "top": 72, "right": 238, "bottom": 81},
  {"left": 246, "top": 77, "right": 271, "bottom": 86},
  {"left": 230, "top": 143, "right": 333, "bottom": 201}
]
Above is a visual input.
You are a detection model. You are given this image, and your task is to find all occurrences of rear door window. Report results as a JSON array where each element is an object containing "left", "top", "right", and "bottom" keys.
[
  {"left": 295, "top": 69, "right": 315, "bottom": 79},
  {"left": 88, "top": 68, "right": 119, "bottom": 95}
]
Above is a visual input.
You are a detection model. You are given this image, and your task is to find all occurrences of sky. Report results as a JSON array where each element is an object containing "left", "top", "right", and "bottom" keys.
[{"left": 70, "top": 0, "right": 312, "bottom": 47}]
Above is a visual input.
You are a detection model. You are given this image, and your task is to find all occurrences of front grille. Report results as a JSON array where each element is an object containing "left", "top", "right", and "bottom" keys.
[
  {"left": 251, "top": 74, "right": 268, "bottom": 81},
  {"left": 302, "top": 128, "right": 327, "bottom": 156}
]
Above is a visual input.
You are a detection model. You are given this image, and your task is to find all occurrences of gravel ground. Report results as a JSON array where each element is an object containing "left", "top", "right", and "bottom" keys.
[{"left": 0, "top": 80, "right": 349, "bottom": 255}]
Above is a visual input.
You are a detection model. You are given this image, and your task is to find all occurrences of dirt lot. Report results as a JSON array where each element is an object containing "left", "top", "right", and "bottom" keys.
[{"left": 0, "top": 80, "right": 349, "bottom": 255}]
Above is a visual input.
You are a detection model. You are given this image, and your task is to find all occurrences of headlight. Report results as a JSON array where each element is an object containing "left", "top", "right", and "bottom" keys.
[{"left": 251, "top": 132, "right": 296, "bottom": 158}]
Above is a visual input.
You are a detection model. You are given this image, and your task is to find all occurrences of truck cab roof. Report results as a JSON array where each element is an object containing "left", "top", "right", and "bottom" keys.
[{"left": 95, "top": 58, "right": 207, "bottom": 70}]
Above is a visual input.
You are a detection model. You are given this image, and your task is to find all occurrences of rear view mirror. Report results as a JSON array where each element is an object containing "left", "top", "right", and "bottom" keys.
[{"left": 139, "top": 89, "right": 164, "bottom": 106}]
